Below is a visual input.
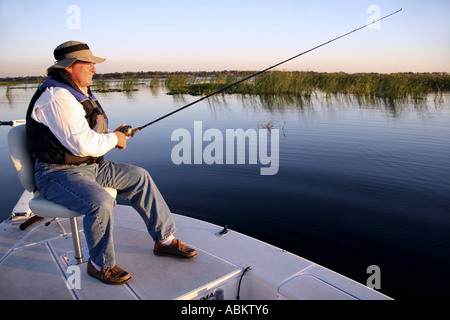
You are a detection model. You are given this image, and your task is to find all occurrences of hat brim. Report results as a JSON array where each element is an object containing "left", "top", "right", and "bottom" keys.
[{"left": 46, "top": 55, "right": 106, "bottom": 75}]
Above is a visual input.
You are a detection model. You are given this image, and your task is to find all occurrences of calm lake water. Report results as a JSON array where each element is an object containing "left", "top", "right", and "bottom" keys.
[{"left": 1, "top": 81, "right": 449, "bottom": 300}]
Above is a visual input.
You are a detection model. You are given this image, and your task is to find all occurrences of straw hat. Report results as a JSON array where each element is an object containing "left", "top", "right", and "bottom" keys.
[{"left": 46, "top": 41, "right": 105, "bottom": 75}]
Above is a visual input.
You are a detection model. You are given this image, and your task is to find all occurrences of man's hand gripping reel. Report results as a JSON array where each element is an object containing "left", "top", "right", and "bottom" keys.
[{"left": 119, "top": 125, "right": 140, "bottom": 137}]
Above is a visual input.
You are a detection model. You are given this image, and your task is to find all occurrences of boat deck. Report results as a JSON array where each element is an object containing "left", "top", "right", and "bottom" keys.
[{"left": 0, "top": 203, "right": 390, "bottom": 300}]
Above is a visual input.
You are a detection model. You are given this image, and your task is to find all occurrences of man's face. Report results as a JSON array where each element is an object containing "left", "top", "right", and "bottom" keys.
[{"left": 65, "top": 61, "right": 96, "bottom": 88}]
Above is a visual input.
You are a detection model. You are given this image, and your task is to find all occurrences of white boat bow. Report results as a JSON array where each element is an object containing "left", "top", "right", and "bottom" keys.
[{"left": 0, "top": 191, "right": 391, "bottom": 300}]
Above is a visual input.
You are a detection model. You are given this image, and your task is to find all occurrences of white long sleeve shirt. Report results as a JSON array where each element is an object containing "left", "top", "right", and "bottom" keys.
[{"left": 30, "top": 86, "right": 118, "bottom": 157}]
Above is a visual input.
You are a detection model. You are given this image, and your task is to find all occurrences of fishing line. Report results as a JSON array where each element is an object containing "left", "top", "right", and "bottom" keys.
[{"left": 121, "top": 8, "right": 402, "bottom": 137}]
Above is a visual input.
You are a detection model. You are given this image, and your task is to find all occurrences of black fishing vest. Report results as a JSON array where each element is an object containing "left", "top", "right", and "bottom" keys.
[{"left": 26, "top": 77, "right": 109, "bottom": 165}]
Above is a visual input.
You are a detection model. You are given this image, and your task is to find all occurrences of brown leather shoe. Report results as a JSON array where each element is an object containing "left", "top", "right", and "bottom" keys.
[
  {"left": 154, "top": 239, "right": 197, "bottom": 258},
  {"left": 87, "top": 259, "right": 131, "bottom": 285}
]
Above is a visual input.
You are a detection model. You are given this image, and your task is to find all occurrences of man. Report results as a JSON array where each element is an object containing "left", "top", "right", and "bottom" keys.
[{"left": 26, "top": 41, "right": 196, "bottom": 285}]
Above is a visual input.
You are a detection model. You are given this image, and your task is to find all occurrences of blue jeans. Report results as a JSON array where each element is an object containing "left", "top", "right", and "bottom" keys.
[{"left": 34, "top": 160, "right": 176, "bottom": 268}]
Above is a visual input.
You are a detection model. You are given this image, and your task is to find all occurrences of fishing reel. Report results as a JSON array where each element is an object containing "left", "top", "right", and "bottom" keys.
[{"left": 119, "top": 125, "right": 140, "bottom": 137}]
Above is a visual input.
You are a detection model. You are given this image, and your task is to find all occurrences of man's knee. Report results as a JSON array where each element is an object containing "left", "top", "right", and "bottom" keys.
[
  {"left": 91, "top": 188, "right": 116, "bottom": 214},
  {"left": 128, "top": 165, "right": 152, "bottom": 185}
]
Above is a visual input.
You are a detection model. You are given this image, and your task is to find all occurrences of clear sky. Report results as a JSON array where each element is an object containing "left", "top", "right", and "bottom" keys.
[{"left": 0, "top": 0, "right": 449, "bottom": 77}]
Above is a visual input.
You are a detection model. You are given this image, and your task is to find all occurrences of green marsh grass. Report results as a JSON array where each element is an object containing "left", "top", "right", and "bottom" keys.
[
  {"left": 166, "top": 71, "right": 449, "bottom": 103},
  {"left": 93, "top": 79, "right": 138, "bottom": 93}
]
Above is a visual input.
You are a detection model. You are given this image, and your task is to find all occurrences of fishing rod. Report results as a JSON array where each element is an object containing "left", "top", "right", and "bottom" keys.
[
  {"left": 121, "top": 8, "right": 402, "bottom": 137},
  {"left": 0, "top": 120, "right": 26, "bottom": 126}
]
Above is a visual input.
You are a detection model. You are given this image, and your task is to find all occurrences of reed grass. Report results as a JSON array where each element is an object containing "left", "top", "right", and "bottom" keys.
[
  {"left": 121, "top": 79, "right": 137, "bottom": 92},
  {"left": 164, "top": 75, "right": 190, "bottom": 94},
  {"left": 93, "top": 79, "right": 138, "bottom": 93},
  {"left": 166, "top": 71, "right": 450, "bottom": 102}
]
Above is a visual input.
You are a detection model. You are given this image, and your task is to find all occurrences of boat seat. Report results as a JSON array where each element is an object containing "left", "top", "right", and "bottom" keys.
[{"left": 7, "top": 124, "right": 117, "bottom": 265}]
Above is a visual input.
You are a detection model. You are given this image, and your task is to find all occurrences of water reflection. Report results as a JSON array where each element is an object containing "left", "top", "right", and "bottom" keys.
[
  {"left": 0, "top": 84, "right": 38, "bottom": 107},
  {"left": 203, "top": 90, "right": 447, "bottom": 121}
]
